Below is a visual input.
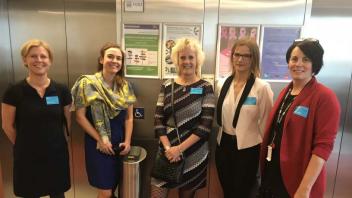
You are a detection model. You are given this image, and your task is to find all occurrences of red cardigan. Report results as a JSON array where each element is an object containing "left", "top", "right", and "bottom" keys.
[{"left": 260, "top": 77, "right": 340, "bottom": 198}]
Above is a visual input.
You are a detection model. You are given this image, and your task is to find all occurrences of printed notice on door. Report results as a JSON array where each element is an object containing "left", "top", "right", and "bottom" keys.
[{"left": 123, "top": 24, "right": 161, "bottom": 78}]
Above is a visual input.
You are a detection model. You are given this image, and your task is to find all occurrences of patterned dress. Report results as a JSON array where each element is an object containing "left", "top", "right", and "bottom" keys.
[{"left": 152, "top": 79, "right": 215, "bottom": 191}]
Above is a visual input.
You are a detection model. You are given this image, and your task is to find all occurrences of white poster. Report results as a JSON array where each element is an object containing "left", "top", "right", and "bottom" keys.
[{"left": 162, "top": 24, "right": 202, "bottom": 79}]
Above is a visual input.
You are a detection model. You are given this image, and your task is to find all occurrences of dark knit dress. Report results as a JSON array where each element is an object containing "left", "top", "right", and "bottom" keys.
[{"left": 152, "top": 79, "right": 215, "bottom": 190}]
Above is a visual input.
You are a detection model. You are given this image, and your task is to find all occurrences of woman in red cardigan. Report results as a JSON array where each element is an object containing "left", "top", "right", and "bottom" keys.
[{"left": 259, "top": 38, "right": 340, "bottom": 198}]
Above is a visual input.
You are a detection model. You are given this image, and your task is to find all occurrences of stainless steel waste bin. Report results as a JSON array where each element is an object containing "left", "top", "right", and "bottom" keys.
[{"left": 121, "top": 146, "right": 147, "bottom": 198}]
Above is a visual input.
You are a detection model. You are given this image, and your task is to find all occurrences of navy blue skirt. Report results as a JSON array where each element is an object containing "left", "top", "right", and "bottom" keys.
[{"left": 85, "top": 108, "right": 126, "bottom": 189}]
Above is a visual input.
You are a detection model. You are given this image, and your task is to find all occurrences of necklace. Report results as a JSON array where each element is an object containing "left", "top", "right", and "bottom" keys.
[
  {"left": 276, "top": 88, "right": 294, "bottom": 124},
  {"left": 266, "top": 88, "right": 295, "bottom": 161},
  {"left": 178, "top": 77, "right": 198, "bottom": 92}
]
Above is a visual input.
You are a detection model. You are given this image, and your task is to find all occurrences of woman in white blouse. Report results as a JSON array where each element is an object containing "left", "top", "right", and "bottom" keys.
[{"left": 215, "top": 38, "right": 273, "bottom": 198}]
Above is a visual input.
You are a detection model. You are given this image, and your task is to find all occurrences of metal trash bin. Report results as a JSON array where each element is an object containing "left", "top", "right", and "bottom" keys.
[{"left": 121, "top": 146, "right": 147, "bottom": 198}]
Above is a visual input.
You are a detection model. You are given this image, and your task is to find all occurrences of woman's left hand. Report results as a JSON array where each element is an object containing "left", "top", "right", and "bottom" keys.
[
  {"left": 165, "top": 146, "right": 182, "bottom": 162},
  {"left": 119, "top": 142, "right": 131, "bottom": 155}
]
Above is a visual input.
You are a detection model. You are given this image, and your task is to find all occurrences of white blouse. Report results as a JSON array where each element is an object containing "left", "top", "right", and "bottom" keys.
[{"left": 216, "top": 77, "right": 274, "bottom": 149}]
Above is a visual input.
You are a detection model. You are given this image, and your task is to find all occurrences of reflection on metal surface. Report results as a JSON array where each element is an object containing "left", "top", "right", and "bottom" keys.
[
  {"left": 219, "top": 0, "right": 306, "bottom": 25},
  {"left": 222, "top": 0, "right": 303, "bottom": 9},
  {"left": 303, "top": 0, "right": 352, "bottom": 197}
]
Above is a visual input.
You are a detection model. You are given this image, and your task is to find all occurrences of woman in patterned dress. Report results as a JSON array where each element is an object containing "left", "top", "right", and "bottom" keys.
[{"left": 151, "top": 38, "right": 216, "bottom": 198}]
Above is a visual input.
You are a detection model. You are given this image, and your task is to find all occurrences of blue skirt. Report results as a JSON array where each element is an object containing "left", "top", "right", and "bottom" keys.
[{"left": 85, "top": 108, "right": 126, "bottom": 189}]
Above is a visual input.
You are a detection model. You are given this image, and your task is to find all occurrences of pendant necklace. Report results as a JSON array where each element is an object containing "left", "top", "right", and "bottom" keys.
[{"left": 266, "top": 88, "right": 295, "bottom": 161}]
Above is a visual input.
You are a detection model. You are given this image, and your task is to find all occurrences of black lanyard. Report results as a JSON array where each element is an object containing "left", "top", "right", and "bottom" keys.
[
  {"left": 276, "top": 88, "right": 294, "bottom": 125},
  {"left": 269, "top": 89, "right": 296, "bottom": 148}
]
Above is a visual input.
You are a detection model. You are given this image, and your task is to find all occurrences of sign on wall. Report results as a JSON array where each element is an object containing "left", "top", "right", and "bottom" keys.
[
  {"left": 123, "top": 23, "right": 161, "bottom": 78},
  {"left": 124, "top": 0, "right": 144, "bottom": 12},
  {"left": 216, "top": 24, "right": 260, "bottom": 79},
  {"left": 162, "top": 24, "right": 203, "bottom": 79},
  {"left": 260, "top": 26, "right": 301, "bottom": 81}
]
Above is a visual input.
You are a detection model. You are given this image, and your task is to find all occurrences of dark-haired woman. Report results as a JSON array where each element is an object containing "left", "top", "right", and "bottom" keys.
[
  {"left": 71, "top": 43, "right": 136, "bottom": 198},
  {"left": 259, "top": 39, "right": 340, "bottom": 198}
]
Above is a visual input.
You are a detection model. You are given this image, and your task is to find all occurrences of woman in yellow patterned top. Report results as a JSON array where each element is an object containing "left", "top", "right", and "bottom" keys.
[{"left": 71, "top": 43, "right": 136, "bottom": 198}]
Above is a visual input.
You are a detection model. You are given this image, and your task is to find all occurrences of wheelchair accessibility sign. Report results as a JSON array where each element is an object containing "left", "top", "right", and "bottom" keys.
[{"left": 133, "top": 107, "right": 145, "bottom": 119}]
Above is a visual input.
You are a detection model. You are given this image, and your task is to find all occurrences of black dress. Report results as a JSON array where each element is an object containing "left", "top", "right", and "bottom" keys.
[{"left": 2, "top": 80, "right": 71, "bottom": 197}]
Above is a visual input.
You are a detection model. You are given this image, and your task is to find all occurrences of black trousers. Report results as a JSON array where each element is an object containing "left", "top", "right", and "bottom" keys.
[
  {"left": 215, "top": 133, "right": 260, "bottom": 198},
  {"left": 257, "top": 187, "right": 285, "bottom": 198}
]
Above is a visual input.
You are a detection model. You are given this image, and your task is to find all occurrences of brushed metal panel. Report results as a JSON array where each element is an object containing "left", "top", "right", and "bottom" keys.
[
  {"left": 219, "top": 0, "right": 306, "bottom": 25},
  {"left": 302, "top": 0, "right": 352, "bottom": 193},
  {"left": 8, "top": 0, "right": 69, "bottom": 85},
  {"left": 334, "top": 79, "right": 352, "bottom": 198},
  {"left": 65, "top": 1, "right": 117, "bottom": 86},
  {"left": 65, "top": 0, "right": 117, "bottom": 197},
  {"left": 203, "top": 0, "right": 219, "bottom": 74},
  {"left": 122, "top": 0, "right": 204, "bottom": 23},
  {"left": 307, "top": 1, "right": 352, "bottom": 197},
  {"left": 302, "top": 6, "right": 352, "bottom": 197}
]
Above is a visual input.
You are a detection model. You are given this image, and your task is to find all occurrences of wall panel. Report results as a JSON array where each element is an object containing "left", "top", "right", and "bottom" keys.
[
  {"left": 302, "top": 0, "right": 352, "bottom": 197},
  {"left": 0, "top": 0, "right": 14, "bottom": 196},
  {"left": 8, "top": 0, "right": 68, "bottom": 84},
  {"left": 219, "top": 0, "right": 306, "bottom": 25}
]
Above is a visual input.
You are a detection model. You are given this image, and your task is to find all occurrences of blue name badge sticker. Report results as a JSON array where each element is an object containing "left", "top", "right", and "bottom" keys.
[
  {"left": 46, "top": 96, "right": 59, "bottom": 105},
  {"left": 294, "top": 106, "right": 309, "bottom": 118},
  {"left": 190, "top": 87, "right": 203, "bottom": 95},
  {"left": 244, "top": 97, "right": 257, "bottom": 105}
]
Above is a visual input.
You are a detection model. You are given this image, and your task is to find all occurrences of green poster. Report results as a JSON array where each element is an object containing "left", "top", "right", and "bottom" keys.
[{"left": 124, "top": 24, "right": 160, "bottom": 78}]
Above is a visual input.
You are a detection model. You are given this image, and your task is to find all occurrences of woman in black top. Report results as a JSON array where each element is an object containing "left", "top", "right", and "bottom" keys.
[{"left": 1, "top": 39, "right": 71, "bottom": 198}]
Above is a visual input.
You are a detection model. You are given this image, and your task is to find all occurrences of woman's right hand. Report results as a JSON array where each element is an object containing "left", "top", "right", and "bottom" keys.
[
  {"left": 165, "top": 146, "right": 182, "bottom": 163},
  {"left": 97, "top": 136, "right": 114, "bottom": 155}
]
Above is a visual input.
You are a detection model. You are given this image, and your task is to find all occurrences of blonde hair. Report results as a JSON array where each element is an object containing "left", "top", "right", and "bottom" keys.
[
  {"left": 21, "top": 39, "right": 53, "bottom": 66},
  {"left": 230, "top": 38, "right": 260, "bottom": 77},
  {"left": 171, "top": 38, "right": 204, "bottom": 77}
]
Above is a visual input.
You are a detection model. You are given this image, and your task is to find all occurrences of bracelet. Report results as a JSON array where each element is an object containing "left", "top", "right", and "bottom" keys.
[{"left": 177, "top": 145, "right": 183, "bottom": 155}]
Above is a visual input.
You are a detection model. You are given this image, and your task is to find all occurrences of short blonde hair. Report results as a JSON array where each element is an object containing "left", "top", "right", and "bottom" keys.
[
  {"left": 230, "top": 38, "right": 260, "bottom": 77},
  {"left": 171, "top": 38, "right": 204, "bottom": 77},
  {"left": 21, "top": 39, "right": 53, "bottom": 66}
]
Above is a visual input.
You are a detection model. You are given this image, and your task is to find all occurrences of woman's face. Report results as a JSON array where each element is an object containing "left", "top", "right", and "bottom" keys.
[
  {"left": 288, "top": 47, "right": 313, "bottom": 82},
  {"left": 100, "top": 47, "right": 123, "bottom": 75},
  {"left": 221, "top": 27, "right": 229, "bottom": 38},
  {"left": 232, "top": 45, "right": 252, "bottom": 74},
  {"left": 229, "top": 27, "right": 237, "bottom": 39},
  {"left": 23, "top": 46, "right": 51, "bottom": 76},
  {"left": 239, "top": 27, "right": 247, "bottom": 38},
  {"left": 177, "top": 47, "right": 197, "bottom": 78},
  {"left": 250, "top": 28, "right": 257, "bottom": 39}
]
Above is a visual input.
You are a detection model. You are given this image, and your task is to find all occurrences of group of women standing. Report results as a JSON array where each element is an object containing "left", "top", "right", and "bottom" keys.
[
  {"left": 1, "top": 40, "right": 135, "bottom": 198},
  {"left": 149, "top": 36, "right": 339, "bottom": 198},
  {"left": 1, "top": 36, "right": 340, "bottom": 198}
]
